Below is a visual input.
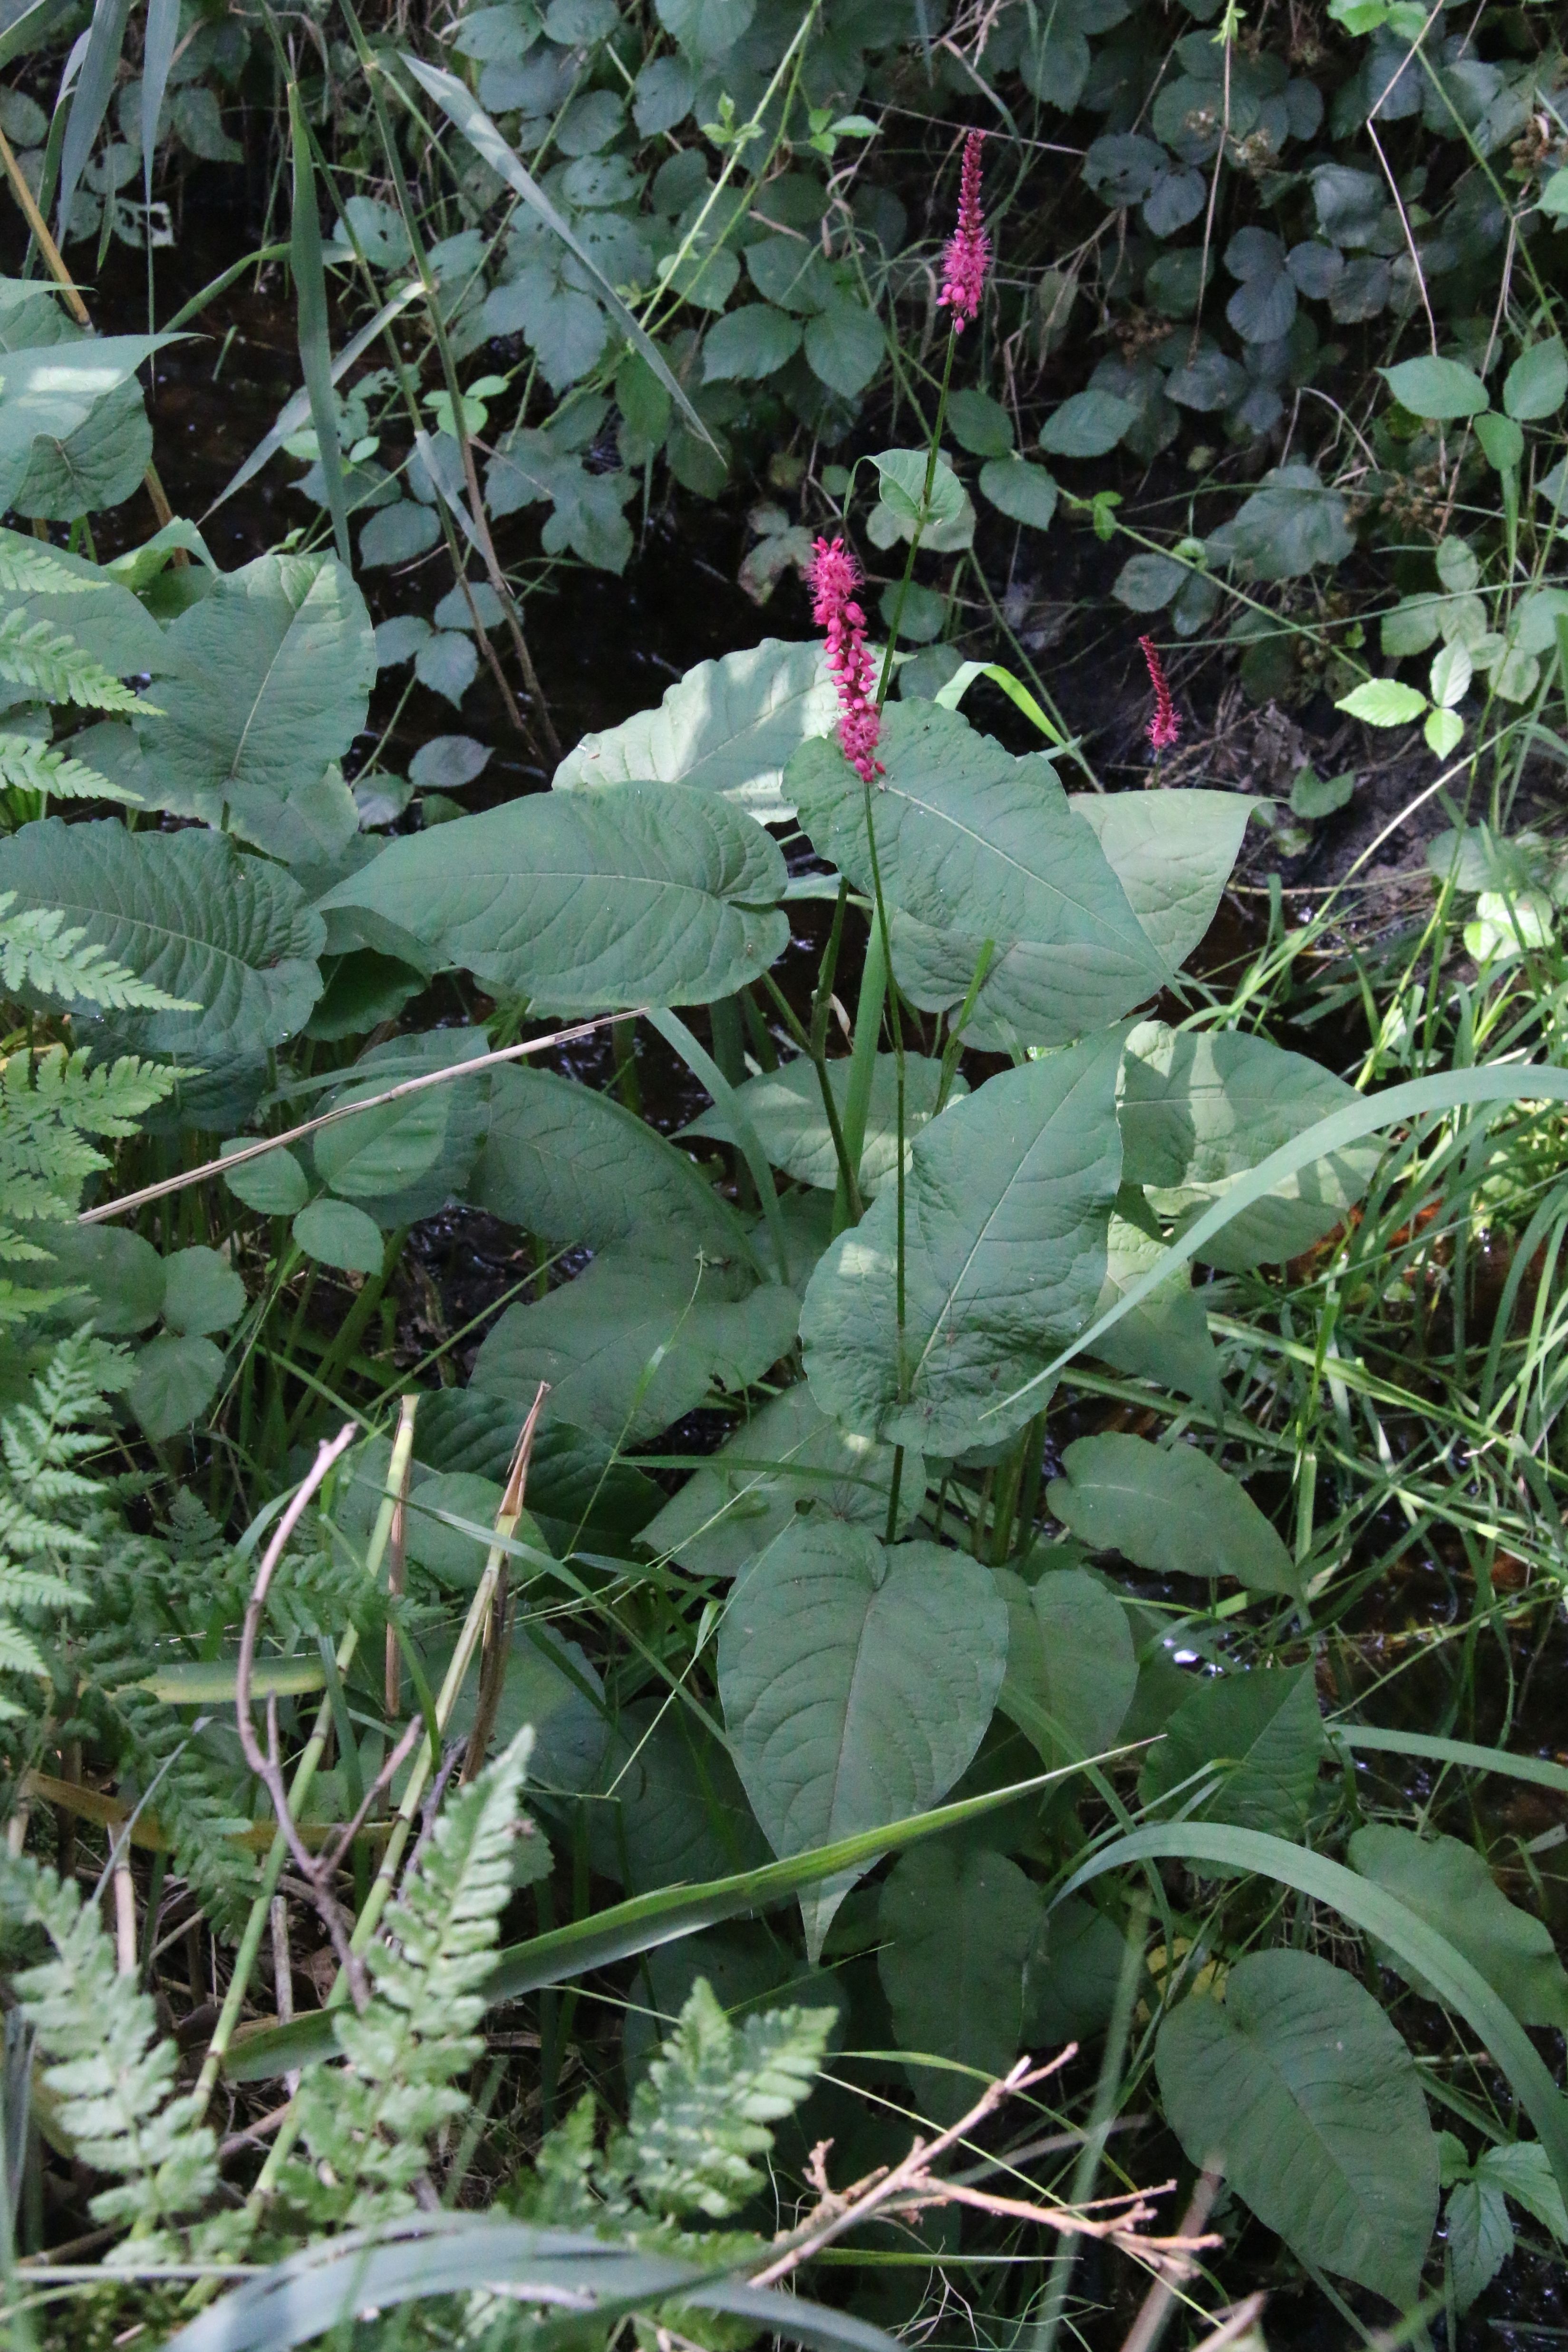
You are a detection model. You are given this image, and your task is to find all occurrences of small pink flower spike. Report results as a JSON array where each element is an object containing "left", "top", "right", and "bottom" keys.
[
  {"left": 809, "top": 536, "right": 884, "bottom": 786},
  {"left": 938, "top": 129, "right": 989, "bottom": 333},
  {"left": 1139, "top": 635, "right": 1181, "bottom": 754}
]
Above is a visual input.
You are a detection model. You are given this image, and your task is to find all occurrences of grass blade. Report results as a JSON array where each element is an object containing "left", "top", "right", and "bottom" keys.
[
  {"left": 287, "top": 82, "right": 351, "bottom": 571},
  {"left": 53, "top": 0, "right": 130, "bottom": 244}
]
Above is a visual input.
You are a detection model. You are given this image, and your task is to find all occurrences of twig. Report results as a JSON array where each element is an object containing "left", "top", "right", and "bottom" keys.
[
  {"left": 79, "top": 1012, "right": 645, "bottom": 1226},
  {"left": 1118, "top": 2168, "right": 1225, "bottom": 2352},
  {"left": 386, "top": 1396, "right": 416, "bottom": 1719}
]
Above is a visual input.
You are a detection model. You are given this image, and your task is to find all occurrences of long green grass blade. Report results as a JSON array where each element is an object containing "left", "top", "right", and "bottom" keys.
[
  {"left": 648, "top": 1007, "right": 792, "bottom": 1283},
  {"left": 53, "top": 0, "right": 130, "bottom": 243},
  {"left": 986, "top": 1064, "right": 1568, "bottom": 1427},
  {"left": 287, "top": 81, "right": 351, "bottom": 571},
  {"left": 397, "top": 54, "right": 715, "bottom": 449},
  {"left": 1059, "top": 1823, "right": 1568, "bottom": 2212},
  {"left": 1335, "top": 1727, "right": 1568, "bottom": 1796},
  {"left": 223, "top": 1751, "right": 1123, "bottom": 2080}
]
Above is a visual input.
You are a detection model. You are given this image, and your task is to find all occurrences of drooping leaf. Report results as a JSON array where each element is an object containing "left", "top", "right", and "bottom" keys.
[
  {"left": 0, "top": 819, "right": 324, "bottom": 1058},
  {"left": 1047, "top": 1432, "right": 1300, "bottom": 1595},
  {"left": 312, "top": 1032, "right": 491, "bottom": 1220},
  {"left": 1155, "top": 1948, "right": 1439, "bottom": 2304},
  {"left": 317, "top": 781, "right": 787, "bottom": 1011},
  {"left": 681, "top": 1054, "right": 958, "bottom": 1197},
  {"left": 0, "top": 337, "right": 172, "bottom": 512},
  {"left": 639, "top": 1383, "right": 921, "bottom": 1580},
  {"left": 878, "top": 1841, "right": 1042, "bottom": 2120},
  {"left": 1089, "top": 1209, "right": 1222, "bottom": 1411},
  {"left": 470, "top": 1243, "right": 798, "bottom": 1441},
  {"left": 801, "top": 1034, "right": 1125, "bottom": 1454},
  {"left": 1141, "top": 1664, "right": 1324, "bottom": 1832},
  {"left": 1348, "top": 1827, "right": 1568, "bottom": 2029},
  {"left": 553, "top": 639, "right": 839, "bottom": 824},
  {"left": 995, "top": 1565, "right": 1136, "bottom": 1772},
  {"left": 717, "top": 1520, "right": 1007, "bottom": 1956}
]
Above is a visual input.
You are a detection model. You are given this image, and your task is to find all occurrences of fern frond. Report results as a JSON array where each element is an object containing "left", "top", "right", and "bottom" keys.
[
  {"left": 0, "top": 734, "right": 141, "bottom": 805},
  {"left": 607, "top": 1979, "right": 834, "bottom": 2222},
  {"left": 0, "top": 895, "right": 190, "bottom": 1009},
  {"left": 21, "top": 1045, "right": 178, "bottom": 1138},
  {"left": 292, "top": 1728, "right": 534, "bottom": 2224},
  {"left": 0, "top": 531, "right": 97, "bottom": 596},
  {"left": 1, "top": 1852, "right": 217, "bottom": 2253},
  {"left": 0, "top": 610, "right": 148, "bottom": 714},
  {"left": 105, "top": 1688, "right": 262, "bottom": 1940}
]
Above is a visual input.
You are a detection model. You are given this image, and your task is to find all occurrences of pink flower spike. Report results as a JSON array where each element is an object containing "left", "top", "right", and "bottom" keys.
[
  {"left": 1139, "top": 634, "right": 1181, "bottom": 754},
  {"left": 937, "top": 128, "right": 989, "bottom": 333},
  {"left": 809, "top": 535, "right": 884, "bottom": 786}
]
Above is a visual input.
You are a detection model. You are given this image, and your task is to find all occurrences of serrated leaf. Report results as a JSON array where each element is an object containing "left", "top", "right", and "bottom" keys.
[
  {"left": 0, "top": 818, "right": 324, "bottom": 1058},
  {"left": 1048, "top": 1432, "right": 1300, "bottom": 1594},
  {"left": 702, "top": 305, "right": 802, "bottom": 383},
  {"left": 317, "top": 780, "right": 787, "bottom": 1011},
  {"left": 717, "top": 1520, "right": 1007, "bottom": 1956},
  {"left": 1445, "top": 2177, "right": 1512, "bottom": 2311},
  {"left": 554, "top": 639, "right": 839, "bottom": 823},
  {"left": 128, "top": 1332, "right": 226, "bottom": 1441},
  {"left": 1155, "top": 1948, "right": 1439, "bottom": 2304},
  {"left": 803, "top": 299, "right": 884, "bottom": 397},
  {"left": 1336, "top": 677, "right": 1428, "bottom": 726},
  {"left": 878, "top": 1842, "right": 1042, "bottom": 2121},
  {"left": 801, "top": 1034, "right": 1125, "bottom": 1454},
  {"left": 1348, "top": 1827, "right": 1568, "bottom": 2028}
]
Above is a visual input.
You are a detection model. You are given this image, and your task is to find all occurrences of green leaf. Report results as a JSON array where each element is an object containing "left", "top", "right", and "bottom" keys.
[
  {"left": 0, "top": 819, "right": 325, "bottom": 1059},
  {"left": 159, "top": 1246, "right": 244, "bottom": 1337},
  {"left": 128, "top": 1332, "right": 225, "bottom": 1441},
  {"left": 415, "top": 629, "right": 479, "bottom": 708},
  {"left": 878, "top": 1842, "right": 1042, "bottom": 2120},
  {"left": 1038, "top": 390, "right": 1135, "bottom": 456},
  {"left": 1502, "top": 336, "right": 1567, "bottom": 422},
  {"left": 317, "top": 780, "right": 786, "bottom": 1011},
  {"left": 1476, "top": 411, "right": 1525, "bottom": 474},
  {"left": 1207, "top": 464, "right": 1354, "bottom": 580},
  {"left": 1118, "top": 1018, "right": 1376, "bottom": 1268},
  {"left": 978, "top": 456, "right": 1058, "bottom": 532},
  {"left": 1290, "top": 766, "right": 1355, "bottom": 819},
  {"left": 1026, "top": 1896, "right": 1127, "bottom": 2047},
  {"left": 1155, "top": 1949, "right": 1439, "bottom": 2304},
  {"left": 221, "top": 1138, "right": 310, "bottom": 1213},
  {"left": 638, "top": 1383, "right": 921, "bottom": 1580},
  {"left": 1348, "top": 1827, "right": 1568, "bottom": 2029},
  {"left": 1337, "top": 677, "right": 1428, "bottom": 726},
  {"left": 789, "top": 703, "right": 1167, "bottom": 1036},
  {"left": 291, "top": 1196, "right": 384, "bottom": 1275},
  {"left": 996, "top": 1564, "right": 1136, "bottom": 1772},
  {"left": 702, "top": 304, "right": 802, "bottom": 382},
  {"left": 1382, "top": 355, "right": 1490, "bottom": 419},
  {"left": 803, "top": 298, "right": 884, "bottom": 397},
  {"left": 359, "top": 499, "right": 441, "bottom": 567},
  {"left": 1089, "top": 1210, "right": 1221, "bottom": 1411},
  {"left": 680, "top": 1053, "right": 957, "bottom": 1197},
  {"left": 1071, "top": 790, "right": 1250, "bottom": 970},
  {"left": 1445, "top": 2176, "right": 1512, "bottom": 2311},
  {"left": 27, "top": 1222, "right": 164, "bottom": 1335},
  {"left": 471, "top": 1243, "right": 798, "bottom": 1441},
  {"left": 1479, "top": 2141, "right": 1568, "bottom": 2240},
  {"left": 1141, "top": 1664, "right": 1324, "bottom": 1832},
  {"left": 403, "top": 1471, "right": 507, "bottom": 1588},
  {"left": 948, "top": 391, "right": 1014, "bottom": 457},
  {"left": 137, "top": 553, "right": 375, "bottom": 856},
  {"left": 1113, "top": 552, "right": 1186, "bottom": 612},
  {"left": 1047, "top": 1432, "right": 1300, "bottom": 1595},
  {"left": 474, "top": 1063, "right": 751, "bottom": 1261},
  {"left": 0, "top": 336, "right": 173, "bottom": 512},
  {"left": 868, "top": 448, "right": 972, "bottom": 552},
  {"left": 801, "top": 1033, "right": 1126, "bottom": 1454},
  {"left": 0, "top": 538, "right": 171, "bottom": 678},
  {"left": 718, "top": 1521, "right": 1007, "bottom": 1957},
  {"left": 554, "top": 640, "right": 839, "bottom": 825}
]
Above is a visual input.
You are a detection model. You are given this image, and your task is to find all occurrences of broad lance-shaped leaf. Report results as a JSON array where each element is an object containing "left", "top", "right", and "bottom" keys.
[
  {"left": 471, "top": 1242, "right": 798, "bottom": 1442},
  {"left": 1047, "top": 1432, "right": 1300, "bottom": 1596},
  {"left": 1069, "top": 790, "right": 1251, "bottom": 969},
  {"left": 318, "top": 780, "right": 788, "bottom": 1011},
  {"left": 1090, "top": 1208, "right": 1221, "bottom": 1411},
  {"left": 0, "top": 337, "right": 173, "bottom": 511},
  {"left": 1141, "top": 1664, "right": 1324, "bottom": 1836},
  {"left": 1348, "top": 1826, "right": 1568, "bottom": 2029},
  {"left": 717, "top": 1520, "right": 1007, "bottom": 1958},
  {"left": 1118, "top": 1019, "right": 1377, "bottom": 1269},
  {"left": 1156, "top": 1948, "right": 1439, "bottom": 2306},
  {"left": 135, "top": 553, "right": 375, "bottom": 856},
  {"left": 0, "top": 819, "right": 324, "bottom": 1058},
  {"left": 681, "top": 1055, "right": 959, "bottom": 1197},
  {"left": 801, "top": 1031, "right": 1124, "bottom": 1454},
  {"left": 878, "top": 1843, "right": 1043, "bottom": 2123},
  {"left": 554, "top": 639, "right": 840, "bottom": 824},
  {"left": 474, "top": 1064, "right": 754, "bottom": 1262},
  {"left": 639, "top": 1383, "right": 921, "bottom": 1580},
  {"left": 789, "top": 703, "right": 1168, "bottom": 1046},
  {"left": 995, "top": 1564, "right": 1136, "bottom": 1773}
]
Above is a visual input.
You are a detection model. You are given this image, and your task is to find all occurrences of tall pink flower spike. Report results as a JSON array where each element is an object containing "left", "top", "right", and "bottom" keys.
[
  {"left": 809, "top": 536, "right": 884, "bottom": 786},
  {"left": 938, "top": 128, "right": 989, "bottom": 332},
  {"left": 1139, "top": 635, "right": 1181, "bottom": 753}
]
